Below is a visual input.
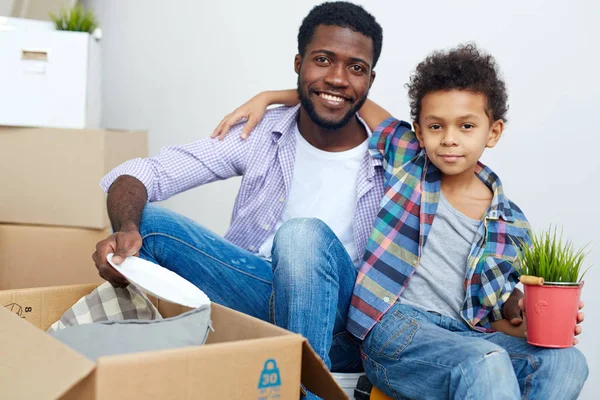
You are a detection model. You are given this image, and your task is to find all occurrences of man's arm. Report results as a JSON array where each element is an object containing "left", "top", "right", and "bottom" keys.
[
  {"left": 94, "top": 123, "right": 255, "bottom": 286},
  {"left": 92, "top": 175, "right": 148, "bottom": 287},
  {"left": 107, "top": 175, "right": 147, "bottom": 233},
  {"left": 101, "top": 129, "right": 252, "bottom": 203}
]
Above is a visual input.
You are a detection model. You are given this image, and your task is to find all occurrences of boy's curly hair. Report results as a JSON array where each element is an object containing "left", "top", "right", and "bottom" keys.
[{"left": 407, "top": 44, "right": 508, "bottom": 123}]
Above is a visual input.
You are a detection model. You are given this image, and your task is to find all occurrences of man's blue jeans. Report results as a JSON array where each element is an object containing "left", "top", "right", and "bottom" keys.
[
  {"left": 137, "top": 205, "right": 361, "bottom": 374},
  {"left": 362, "top": 303, "right": 588, "bottom": 399}
]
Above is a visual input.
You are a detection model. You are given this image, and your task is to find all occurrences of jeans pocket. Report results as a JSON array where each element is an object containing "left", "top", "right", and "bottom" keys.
[{"left": 367, "top": 308, "right": 421, "bottom": 361}]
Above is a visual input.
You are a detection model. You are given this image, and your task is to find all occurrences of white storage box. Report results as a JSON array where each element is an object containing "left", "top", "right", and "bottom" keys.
[{"left": 0, "top": 18, "right": 100, "bottom": 129}]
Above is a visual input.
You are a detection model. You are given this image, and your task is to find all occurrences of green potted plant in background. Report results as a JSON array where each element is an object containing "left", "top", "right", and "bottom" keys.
[
  {"left": 50, "top": 4, "right": 99, "bottom": 35},
  {"left": 517, "top": 226, "right": 589, "bottom": 348}
]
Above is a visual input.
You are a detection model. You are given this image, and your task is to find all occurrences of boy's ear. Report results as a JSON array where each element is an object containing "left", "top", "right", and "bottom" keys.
[
  {"left": 486, "top": 119, "right": 504, "bottom": 148},
  {"left": 294, "top": 54, "right": 301, "bottom": 74},
  {"left": 414, "top": 122, "right": 425, "bottom": 147}
]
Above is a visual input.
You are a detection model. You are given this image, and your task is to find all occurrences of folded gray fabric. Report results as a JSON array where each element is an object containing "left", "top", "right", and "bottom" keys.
[
  {"left": 49, "top": 304, "right": 212, "bottom": 361},
  {"left": 48, "top": 281, "right": 162, "bottom": 332}
]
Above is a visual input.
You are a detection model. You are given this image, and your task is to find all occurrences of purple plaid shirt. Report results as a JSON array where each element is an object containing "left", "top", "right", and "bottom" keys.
[{"left": 100, "top": 105, "right": 384, "bottom": 258}]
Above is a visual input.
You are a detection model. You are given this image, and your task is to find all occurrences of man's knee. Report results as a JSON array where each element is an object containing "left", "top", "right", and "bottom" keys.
[
  {"left": 272, "top": 218, "right": 336, "bottom": 280},
  {"left": 138, "top": 203, "right": 189, "bottom": 237},
  {"left": 273, "top": 218, "right": 334, "bottom": 254}
]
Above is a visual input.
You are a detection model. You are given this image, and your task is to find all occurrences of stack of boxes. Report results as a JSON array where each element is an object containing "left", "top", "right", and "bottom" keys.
[{"left": 0, "top": 17, "right": 147, "bottom": 290}]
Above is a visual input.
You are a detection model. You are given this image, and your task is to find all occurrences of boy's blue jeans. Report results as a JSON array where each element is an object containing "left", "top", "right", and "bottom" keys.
[
  {"left": 137, "top": 205, "right": 361, "bottom": 379},
  {"left": 362, "top": 303, "right": 588, "bottom": 399}
]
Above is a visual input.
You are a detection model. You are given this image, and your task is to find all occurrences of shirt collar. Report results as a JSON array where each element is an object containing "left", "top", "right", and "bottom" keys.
[
  {"left": 474, "top": 162, "right": 515, "bottom": 222},
  {"left": 270, "top": 105, "right": 376, "bottom": 150}
]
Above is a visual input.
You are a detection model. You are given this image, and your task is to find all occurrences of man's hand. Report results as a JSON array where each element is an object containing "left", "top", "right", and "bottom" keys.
[{"left": 92, "top": 230, "right": 143, "bottom": 288}]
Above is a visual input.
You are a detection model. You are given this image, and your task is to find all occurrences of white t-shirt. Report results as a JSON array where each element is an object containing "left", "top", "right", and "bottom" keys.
[{"left": 258, "top": 124, "right": 368, "bottom": 266}]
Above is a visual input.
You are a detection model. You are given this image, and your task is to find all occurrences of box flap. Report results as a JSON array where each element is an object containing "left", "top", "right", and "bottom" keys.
[
  {"left": 0, "top": 306, "right": 96, "bottom": 399},
  {"left": 301, "top": 340, "right": 348, "bottom": 399}
]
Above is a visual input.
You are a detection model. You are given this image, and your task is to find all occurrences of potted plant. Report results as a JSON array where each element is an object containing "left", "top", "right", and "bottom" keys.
[
  {"left": 50, "top": 5, "right": 99, "bottom": 34},
  {"left": 517, "top": 227, "right": 589, "bottom": 348}
]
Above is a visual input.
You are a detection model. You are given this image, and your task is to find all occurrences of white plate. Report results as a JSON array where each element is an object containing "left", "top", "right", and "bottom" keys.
[{"left": 107, "top": 253, "right": 210, "bottom": 308}]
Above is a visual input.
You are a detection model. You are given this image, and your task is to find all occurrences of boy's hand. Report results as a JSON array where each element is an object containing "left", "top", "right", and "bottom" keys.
[
  {"left": 211, "top": 92, "right": 270, "bottom": 140},
  {"left": 502, "top": 288, "right": 524, "bottom": 325},
  {"left": 517, "top": 299, "right": 585, "bottom": 345}
]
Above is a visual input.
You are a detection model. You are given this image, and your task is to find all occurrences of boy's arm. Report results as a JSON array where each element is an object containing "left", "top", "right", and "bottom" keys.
[
  {"left": 213, "top": 90, "right": 299, "bottom": 140},
  {"left": 490, "top": 319, "right": 526, "bottom": 338},
  {"left": 361, "top": 99, "right": 420, "bottom": 182},
  {"left": 357, "top": 98, "right": 393, "bottom": 132}
]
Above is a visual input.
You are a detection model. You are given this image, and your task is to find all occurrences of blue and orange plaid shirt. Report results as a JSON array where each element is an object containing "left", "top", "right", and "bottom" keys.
[{"left": 347, "top": 118, "right": 532, "bottom": 340}]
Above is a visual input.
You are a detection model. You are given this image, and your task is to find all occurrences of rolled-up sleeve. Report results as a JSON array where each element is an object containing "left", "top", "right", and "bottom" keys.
[{"left": 100, "top": 124, "right": 251, "bottom": 202}]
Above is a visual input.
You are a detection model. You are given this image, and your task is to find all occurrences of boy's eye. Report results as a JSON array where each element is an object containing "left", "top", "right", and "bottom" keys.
[
  {"left": 429, "top": 124, "right": 442, "bottom": 130},
  {"left": 462, "top": 123, "right": 475, "bottom": 129}
]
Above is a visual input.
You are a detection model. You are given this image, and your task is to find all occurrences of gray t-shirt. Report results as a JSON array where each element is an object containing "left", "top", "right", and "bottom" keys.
[{"left": 400, "top": 191, "right": 480, "bottom": 322}]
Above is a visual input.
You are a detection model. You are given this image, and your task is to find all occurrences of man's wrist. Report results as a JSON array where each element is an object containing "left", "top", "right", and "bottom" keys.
[{"left": 119, "top": 222, "right": 139, "bottom": 232}]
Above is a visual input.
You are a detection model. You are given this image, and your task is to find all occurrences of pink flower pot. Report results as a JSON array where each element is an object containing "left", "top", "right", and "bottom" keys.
[{"left": 524, "top": 282, "right": 583, "bottom": 348}]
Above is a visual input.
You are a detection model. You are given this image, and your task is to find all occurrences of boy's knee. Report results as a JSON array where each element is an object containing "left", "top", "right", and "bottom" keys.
[
  {"left": 539, "top": 347, "right": 588, "bottom": 394},
  {"left": 461, "top": 345, "right": 513, "bottom": 378}
]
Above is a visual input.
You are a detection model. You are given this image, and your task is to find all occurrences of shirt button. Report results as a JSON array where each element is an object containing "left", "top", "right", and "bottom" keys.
[
  {"left": 263, "top": 224, "right": 271, "bottom": 231},
  {"left": 383, "top": 296, "right": 390, "bottom": 303},
  {"left": 279, "top": 196, "right": 285, "bottom": 203},
  {"left": 249, "top": 245, "right": 255, "bottom": 251}
]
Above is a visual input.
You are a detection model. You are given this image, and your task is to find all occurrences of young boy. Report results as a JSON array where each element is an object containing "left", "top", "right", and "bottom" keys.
[
  {"left": 346, "top": 44, "right": 588, "bottom": 399},
  {"left": 216, "top": 44, "right": 588, "bottom": 399}
]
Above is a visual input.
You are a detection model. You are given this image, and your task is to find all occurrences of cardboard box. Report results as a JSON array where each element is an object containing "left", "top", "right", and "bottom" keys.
[
  {"left": 0, "top": 224, "right": 107, "bottom": 290},
  {"left": 0, "top": 19, "right": 100, "bottom": 129},
  {"left": 0, "top": 127, "right": 147, "bottom": 228},
  {"left": 0, "top": 284, "right": 347, "bottom": 399}
]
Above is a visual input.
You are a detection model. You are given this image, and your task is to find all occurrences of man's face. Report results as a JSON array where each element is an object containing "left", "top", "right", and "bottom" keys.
[
  {"left": 414, "top": 90, "right": 503, "bottom": 177},
  {"left": 296, "top": 25, "right": 375, "bottom": 130}
]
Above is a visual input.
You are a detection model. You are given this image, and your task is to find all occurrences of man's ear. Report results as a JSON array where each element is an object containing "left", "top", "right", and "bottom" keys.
[
  {"left": 487, "top": 119, "right": 504, "bottom": 148},
  {"left": 414, "top": 121, "right": 425, "bottom": 147},
  {"left": 369, "top": 70, "right": 376, "bottom": 89},
  {"left": 294, "top": 54, "right": 301, "bottom": 75}
]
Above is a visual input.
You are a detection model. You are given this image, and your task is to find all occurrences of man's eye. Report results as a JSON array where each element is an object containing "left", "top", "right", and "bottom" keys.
[
  {"left": 350, "top": 65, "right": 364, "bottom": 73},
  {"left": 315, "top": 56, "right": 329, "bottom": 64}
]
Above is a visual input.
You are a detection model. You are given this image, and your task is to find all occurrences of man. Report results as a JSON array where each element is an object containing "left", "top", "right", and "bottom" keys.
[{"left": 94, "top": 2, "right": 382, "bottom": 379}]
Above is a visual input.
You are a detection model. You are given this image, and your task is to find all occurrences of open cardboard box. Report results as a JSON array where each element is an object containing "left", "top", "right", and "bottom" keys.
[{"left": 0, "top": 284, "right": 348, "bottom": 399}]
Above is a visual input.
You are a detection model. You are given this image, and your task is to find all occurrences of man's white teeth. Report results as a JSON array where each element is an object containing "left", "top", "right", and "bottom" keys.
[{"left": 320, "top": 93, "right": 344, "bottom": 103}]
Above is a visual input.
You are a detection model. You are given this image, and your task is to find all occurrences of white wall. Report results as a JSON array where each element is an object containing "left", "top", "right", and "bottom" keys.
[
  {"left": 0, "top": 0, "right": 13, "bottom": 16},
  {"left": 83, "top": 0, "right": 599, "bottom": 397}
]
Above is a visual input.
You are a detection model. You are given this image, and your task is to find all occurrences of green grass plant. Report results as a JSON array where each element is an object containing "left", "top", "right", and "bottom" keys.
[
  {"left": 50, "top": 5, "right": 98, "bottom": 33},
  {"left": 516, "top": 226, "right": 589, "bottom": 283}
]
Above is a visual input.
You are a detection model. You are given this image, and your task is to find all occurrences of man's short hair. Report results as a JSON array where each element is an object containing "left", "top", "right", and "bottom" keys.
[{"left": 298, "top": 1, "right": 383, "bottom": 68}]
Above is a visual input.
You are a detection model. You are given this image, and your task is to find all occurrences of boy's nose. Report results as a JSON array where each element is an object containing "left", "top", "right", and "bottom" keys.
[{"left": 441, "top": 130, "right": 459, "bottom": 146}]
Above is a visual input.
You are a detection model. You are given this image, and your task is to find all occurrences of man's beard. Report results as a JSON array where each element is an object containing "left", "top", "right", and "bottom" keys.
[{"left": 297, "top": 79, "right": 368, "bottom": 131}]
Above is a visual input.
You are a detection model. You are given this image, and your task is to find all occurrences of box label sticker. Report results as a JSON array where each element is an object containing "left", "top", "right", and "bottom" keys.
[{"left": 257, "top": 358, "right": 281, "bottom": 399}]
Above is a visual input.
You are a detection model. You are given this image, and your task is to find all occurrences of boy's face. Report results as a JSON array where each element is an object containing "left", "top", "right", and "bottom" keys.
[
  {"left": 295, "top": 25, "right": 376, "bottom": 130},
  {"left": 414, "top": 90, "right": 503, "bottom": 177}
]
